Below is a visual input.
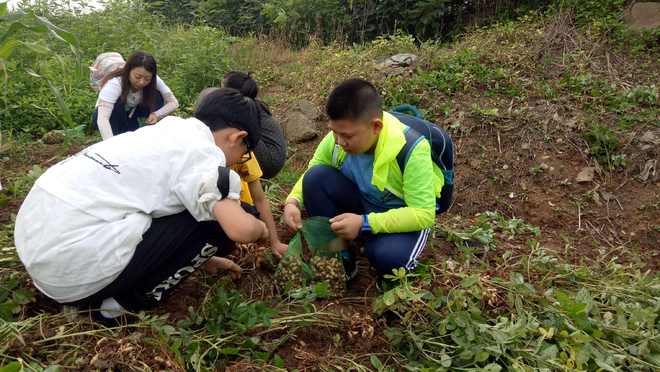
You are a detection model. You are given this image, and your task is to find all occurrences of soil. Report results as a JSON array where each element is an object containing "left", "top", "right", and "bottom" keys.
[{"left": 1, "top": 96, "right": 657, "bottom": 369}]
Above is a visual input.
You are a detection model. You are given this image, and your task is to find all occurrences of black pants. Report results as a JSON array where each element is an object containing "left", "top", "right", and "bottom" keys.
[
  {"left": 92, "top": 92, "right": 164, "bottom": 136},
  {"left": 66, "top": 211, "right": 231, "bottom": 312}
]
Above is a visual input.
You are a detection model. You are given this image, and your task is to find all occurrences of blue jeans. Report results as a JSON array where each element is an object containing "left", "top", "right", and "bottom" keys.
[
  {"left": 92, "top": 92, "right": 164, "bottom": 136},
  {"left": 302, "top": 165, "right": 432, "bottom": 276}
]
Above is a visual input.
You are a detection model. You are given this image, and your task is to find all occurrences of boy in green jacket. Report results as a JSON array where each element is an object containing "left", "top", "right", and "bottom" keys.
[{"left": 283, "top": 79, "right": 444, "bottom": 277}]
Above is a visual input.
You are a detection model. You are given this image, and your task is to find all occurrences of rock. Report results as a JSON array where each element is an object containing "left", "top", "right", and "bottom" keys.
[
  {"left": 291, "top": 100, "right": 323, "bottom": 121},
  {"left": 639, "top": 130, "right": 660, "bottom": 145},
  {"left": 41, "top": 130, "right": 65, "bottom": 144},
  {"left": 282, "top": 100, "right": 322, "bottom": 143},
  {"left": 600, "top": 191, "right": 616, "bottom": 203},
  {"left": 282, "top": 111, "right": 319, "bottom": 143},
  {"left": 576, "top": 167, "right": 596, "bottom": 183},
  {"left": 638, "top": 159, "right": 657, "bottom": 182},
  {"left": 564, "top": 117, "right": 578, "bottom": 129},
  {"left": 376, "top": 53, "right": 418, "bottom": 70},
  {"left": 625, "top": 3, "right": 660, "bottom": 30}
]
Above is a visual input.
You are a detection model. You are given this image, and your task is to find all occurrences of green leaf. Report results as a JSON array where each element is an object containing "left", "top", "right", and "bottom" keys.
[
  {"left": 34, "top": 15, "right": 77, "bottom": 45},
  {"left": 370, "top": 355, "right": 383, "bottom": 370},
  {"left": 220, "top": 347, "right": 240, "bottom": 355},
  {"left": 301, "top": 261, "right": 314, "bottom": 281},
  {"left": 43, "top": 366, "right": 62, "bottom": 372},
  {"left": 285, "top": 232, "right": 303, "bottom": 257},
  {"left": 0, "top": 37, "right": 19, "bottom": 59},
  {"left": 273, "top": 354, "right": 285, "bottom": 368},
  {"left": 383, "top": 290, "right": 397, "bottom": 306},
  {"left": 12, "top": 288, "right": 34, "bottom": 305},
  {"left": 540, "top": 344, "right": 558, "bottom": 359},
  {"left": 0, "top": 2, "right": 7, "bottom": 17},
  {"left": 46, "top": 80, "right": 74, "bottom": 127},
  {"left": 510, "top": 272, "right": 525, "bottom": 285},
  {"left": 0, "top": 302, "right": 16, "bottom": 321},
  {"left": 475, "top": 350, "right": 490, "bottom": 363},
  {"left": 440, "top": 353, "right": 452, "bottom": 367},
  {"left": 313, "top": 281, "right": 330, "bottom": 299},
  {"left": 460, "top": 275, "right": 479, "bottom": 288},
  {"left": 0, "top": 361, "right": 21, "bottom": 372},
  {"left": 20, "top": 40, "right": 50, "bottom": 54},
  {"left": 483, "top": 363, "right": 502, "bottom": 372}
]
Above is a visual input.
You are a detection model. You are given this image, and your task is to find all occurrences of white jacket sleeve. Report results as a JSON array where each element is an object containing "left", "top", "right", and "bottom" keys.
[
  {"left": 97, "top": 100, "right": 115, "bottom": 140},
  {"left": 154, "top": 77, "right": 179, "bottom": 120},
  {"left": 173, "top": 154, "right": 242, "bottom": 222}
]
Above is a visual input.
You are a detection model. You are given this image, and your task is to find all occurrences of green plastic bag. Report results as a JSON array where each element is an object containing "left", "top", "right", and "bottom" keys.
[{"left": 301, "top": 216, "right": 344, "bottom": 257}]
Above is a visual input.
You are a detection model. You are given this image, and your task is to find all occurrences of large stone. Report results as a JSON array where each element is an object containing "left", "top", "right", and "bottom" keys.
[
  {"left": 376, "top": 53, "right": 419, "bottom": 69},
  {"left": 639, "top": 130, "right": 660, "bottom": 145},
  {"left": 41, "top": 130, "right": 65, "bottom": 144},
  {"left": 576, "top": 167, "right": 596, "bottom": 183},
  {"left": 638, "top": 159, "right": 657, "bottom": 182},
  {"left": 625, "top": 3, "right": 660, "bottom": 30},
  {"left": 291, "top": 100, "right": 323, "bottom": 121},
  {"left": 283, "top": 110, "right": 319, "bottom": 143}
]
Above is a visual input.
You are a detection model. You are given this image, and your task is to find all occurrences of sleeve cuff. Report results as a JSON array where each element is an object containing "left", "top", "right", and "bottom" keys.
[{"left": 360, "top": 214, "right": 372, "bottom": 233}]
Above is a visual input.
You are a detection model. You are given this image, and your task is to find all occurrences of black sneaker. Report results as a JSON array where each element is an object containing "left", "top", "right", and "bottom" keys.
[{"left": 340, "top": 249, "right": 358, "bottom": 281}]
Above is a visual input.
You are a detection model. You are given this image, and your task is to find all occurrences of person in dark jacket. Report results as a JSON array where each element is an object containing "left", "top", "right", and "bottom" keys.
[{"left": 222, "top": 71, "right": 287, "bottom": 179}]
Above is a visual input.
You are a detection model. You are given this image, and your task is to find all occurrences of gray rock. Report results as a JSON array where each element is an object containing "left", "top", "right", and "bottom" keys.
[
  {"left": 639, "top": 130, "right": 660, "bottom": 145},
  {"left": 283, "top": 110, "right": 319, "bottom": 143},
  {"left": 41, "top": 130, "right": 65, "bottom": 144},
  {"left": 376, "top": 53, "right": 419, "bottom": 69},
  {"left": 291, "top": 100, "right": 323, "bottom": 121},
  {"left": 576, "top": 167, "right": 596, "bottom": 183},
  {"left": 625, "top": 3, "right": 660, "bottom": 30},
  {"left": 638, "top": 159, "right": 657, "bottom": 182}
]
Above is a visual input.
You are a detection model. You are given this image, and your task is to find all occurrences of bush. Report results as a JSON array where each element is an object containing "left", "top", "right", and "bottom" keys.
[{"left": 1, "top": 1, "right": 233, "bottom": 137}]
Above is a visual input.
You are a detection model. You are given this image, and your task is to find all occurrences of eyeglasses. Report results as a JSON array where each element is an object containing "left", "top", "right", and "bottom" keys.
[{"left": 238, "top": 139, "right": 253, "bottom": 164}]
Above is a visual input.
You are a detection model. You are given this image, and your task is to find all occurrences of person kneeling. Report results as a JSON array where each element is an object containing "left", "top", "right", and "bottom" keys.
[
  {"left": 283, "top": 79, "right": 446, "bottom": 280},
  {"left": 14, "top": 88, "right": 267, "bottom": 323}
]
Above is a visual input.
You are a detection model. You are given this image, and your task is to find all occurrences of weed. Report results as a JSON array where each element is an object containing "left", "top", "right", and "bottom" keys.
[{"left": 584, "top": 124, "right": 624, "bottom": 170}]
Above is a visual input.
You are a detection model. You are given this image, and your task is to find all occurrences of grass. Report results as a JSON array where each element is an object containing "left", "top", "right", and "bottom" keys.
[{"left": 1, "top": 2, "right": 660, "bottom": 371}]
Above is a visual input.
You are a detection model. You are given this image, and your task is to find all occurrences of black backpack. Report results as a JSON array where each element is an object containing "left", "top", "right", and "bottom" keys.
[{"left": 390, "top": 110, "right": 454, "bottom": 214}]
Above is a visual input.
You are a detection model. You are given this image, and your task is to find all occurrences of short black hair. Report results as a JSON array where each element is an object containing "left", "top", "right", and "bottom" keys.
[
  {"left": 326, "top": 78, "right": 382, "bottom": 122},
  {"left": 193, "top": 87, "right": 262, "bottom": 150}
]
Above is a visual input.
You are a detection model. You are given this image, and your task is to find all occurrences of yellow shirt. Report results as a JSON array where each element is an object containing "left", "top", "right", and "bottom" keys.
[{"left": 231, "top": 152, "right": 263, "bottom": 205}]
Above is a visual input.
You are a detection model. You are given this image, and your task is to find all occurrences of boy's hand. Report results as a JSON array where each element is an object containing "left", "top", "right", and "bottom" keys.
[
  {"left": 329, "top": 213, "right": 362, "bottom": 240},
  {"left": 283, "top": 200, "right": 302, "bottom": 231},
  {"left": 271, "top": 241, "right": 288, "bottom": 258}
]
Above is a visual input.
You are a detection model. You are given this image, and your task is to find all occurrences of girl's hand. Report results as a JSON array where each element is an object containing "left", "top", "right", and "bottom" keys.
[{"left": 146, "top": 113, "right": 159, "bottom": 125}]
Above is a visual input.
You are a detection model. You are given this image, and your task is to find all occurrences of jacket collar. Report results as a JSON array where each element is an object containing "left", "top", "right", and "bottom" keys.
[{"left": 372, "top": 111, "right": 406, "bottom": 191}]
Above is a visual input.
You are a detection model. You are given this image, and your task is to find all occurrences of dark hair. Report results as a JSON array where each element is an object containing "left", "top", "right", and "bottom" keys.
[
  {"left": 110, "top": 51, "right": 158, "bottom": 112},
  {"left": 222, "top": 71, "right": 273, "bottom": 115},
  {"left": 194, "top": 88, "right": 262, "bottom": 149},
  {"left": 326, "top": 78, "right": 382, "bottom": 122},
  {"left": 223, "top": 71, "right": 258, "bottom": 99}
]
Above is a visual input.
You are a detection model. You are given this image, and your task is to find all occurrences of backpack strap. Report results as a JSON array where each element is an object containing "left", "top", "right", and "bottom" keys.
[
  {"left": 391, "top": 104, "right": 424, "bottom": 119},
  {"left": 331, "top": 143, "right": 341, "bottom": 167},
  {"left": 396, "top": 127, "right": 424, "bottom": 173},
  {"left": 217, "top": 166, "right": 231, "bottom": 199}
]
